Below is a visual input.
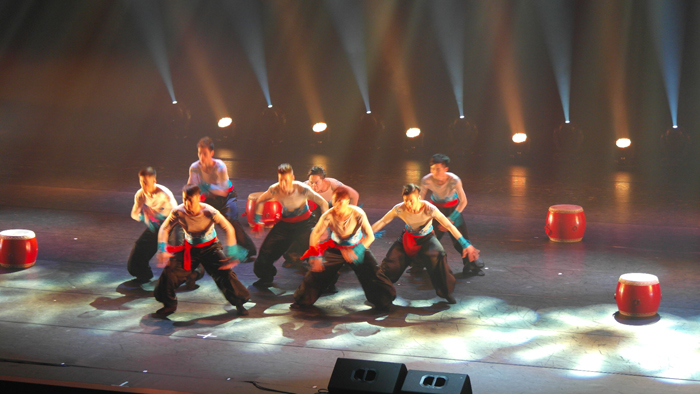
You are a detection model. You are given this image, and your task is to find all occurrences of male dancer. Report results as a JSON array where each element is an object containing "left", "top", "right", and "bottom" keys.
[
  {"left": 420, "top": 154, "right": 485, "bottom": 276},
  {"left": 128, "top": 167, "right": 185, "bottom": 283},
  {"left": 372, "top": 184, "right": 480, "bottom": 304},
  {"left": 154, "top": 184, "right": 249, "bottom": 317},
  {"left": 251, "top": 163, "right": 329, "bottom": 288},
  {"left": 306, "top": 166, "right": 360, "bottom": 207},
  {"left": 292, "top": 187, "right": 395, "bottom": 311},
  {"left": 188, "top": 137, "right": 256, "bottom": 260}
]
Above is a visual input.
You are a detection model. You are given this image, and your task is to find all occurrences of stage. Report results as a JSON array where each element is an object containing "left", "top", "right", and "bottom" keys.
[{"left": 1, "top": 142, "right": 699, "bottom": 394}]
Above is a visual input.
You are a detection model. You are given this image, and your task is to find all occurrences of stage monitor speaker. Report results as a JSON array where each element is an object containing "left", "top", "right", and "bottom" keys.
[
  {"left": 328, "top": 358, "right": 408, "bottom": 394},
  {"left": 400, "top": 370, "right": 472, "bottom": 394}
]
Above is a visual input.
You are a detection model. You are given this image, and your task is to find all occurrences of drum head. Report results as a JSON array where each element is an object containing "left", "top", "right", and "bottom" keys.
[
  {"left": 619, "top": 273, "right": 659, "bottom": 286},
  {"left": 549, "top": 204, "right": 583, "bottom": 213},
  {"left": 0, "top": 229, "right": 36, "bottom": 240}
]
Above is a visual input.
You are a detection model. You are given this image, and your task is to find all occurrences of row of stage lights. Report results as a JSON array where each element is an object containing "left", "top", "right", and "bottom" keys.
[{"left": 202, "top": 103, "right": 690, "bottom": 164}]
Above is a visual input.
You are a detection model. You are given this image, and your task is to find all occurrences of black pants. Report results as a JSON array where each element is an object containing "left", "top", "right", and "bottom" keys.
[
  {"left": 433, "top": 206, "right": 475, "bottom": 269},
  {"left": 154, "top": 242, "right": 250, "bottom": 309},
  {"left": 294, "top": 248, "right": 396, "bottom": 308},
  {"left": 127, "top": 225, "right": 183, "bottom": 281},
  {"left": 253, "top": 219, "right": 314, "bottom": 281},
  {"left": 205, "top": 191, "right": 257, "bottom": 258},
  {"left": 380, "top": 232, "right": 456, "bottom": 298}
]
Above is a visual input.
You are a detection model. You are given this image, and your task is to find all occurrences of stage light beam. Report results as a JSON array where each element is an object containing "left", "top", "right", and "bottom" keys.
[
  {"left": 430, "top": 0, "right": 466, "bottom": 118},
  {"left": 326, "top": 0, "right": 371, "bottom": 113}
]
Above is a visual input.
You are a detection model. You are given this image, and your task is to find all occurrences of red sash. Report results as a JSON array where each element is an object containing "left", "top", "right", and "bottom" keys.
[
  {"left": 300, "top": 239, "right": 359, "bottom": 259},
  {"left": 432, "top": 199, "right": 459, "bottom": 208},
  {"left": 402, "top": 231, "right": 423, "bottom": 257},
  {"left": 165, "top": 238, "right": 217, "bottom": 271},
  {"left": 280, "top": 208, "right": 312, "bottom": 223}
]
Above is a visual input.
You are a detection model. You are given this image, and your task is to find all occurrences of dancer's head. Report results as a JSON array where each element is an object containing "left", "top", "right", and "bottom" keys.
[
  {"left": 197, "top": 137, "right": 215, "bottom": 166},
  {"left": 182, "top": 184, "right": 201, "bottom": 215},
  {"left": 277, "top": 163, "right": 295, "bottom": 193},
  {"left": 429, "top": 154, "right": 450, "bottom": 180},
  {"left": 402, "top": 184, "right": 422, "bottom": 213},
  {"left": 332, "top": 186, "right": 351, "bottom": 210},
  {"left": 138, "top": 167, "right": 157, "bottom": 193},
  {"left": 307, "top": 166, "right": 327, "bottom": 193}
]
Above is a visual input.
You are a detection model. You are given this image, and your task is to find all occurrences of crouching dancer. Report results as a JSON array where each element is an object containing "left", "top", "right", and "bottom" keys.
[
  {"left": 153, "top": 184, "right": 250, "bottom": 317},
  {"left": 372, "top": 184, "right": 480, "bottom": 304},
  {"left": 292, "top": 187, "right": 395, "bottom": 311}
]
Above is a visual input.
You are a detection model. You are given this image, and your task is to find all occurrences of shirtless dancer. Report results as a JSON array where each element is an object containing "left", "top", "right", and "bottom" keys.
[
  {"left": 128, "top": 167, "right": 192, "bottom": 284},
  {"left": 188, "top": 137, "right": 257, "bottom": 260},
  {"left": 372, "top": 184, "right": 480, "bottom": 304},
  {"left": 421, "top": 154, "right": 485, "bottom": 276},
  {"left": 154, "top": 184, "right": 249, "bottom": 317},
  {"left": 292, "top": 187, "right": 395, "bottom": 311},
  {"left": 251, "top": 164, "right": 329, "bottom": 288}
]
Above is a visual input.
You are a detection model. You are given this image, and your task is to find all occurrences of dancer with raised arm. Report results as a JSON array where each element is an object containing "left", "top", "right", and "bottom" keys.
[
  {"left": 251, "top": 164, "right": 329, "bottom": 288},
  {"left": 372, "top": 184, "right": 480, "bottom": 304},
  {"left": 291, "top": 187, "right": 395, "bottom": 311},
  {"left": 420, "top": 154, "right": 485, "bottom": 276},
  {"left": 153, "top": 184, "right": 249, "bottom": 317}
]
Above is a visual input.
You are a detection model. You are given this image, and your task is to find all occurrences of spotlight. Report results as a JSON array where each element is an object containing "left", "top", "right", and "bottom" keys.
[
  {"left": 446, "top": 117, "right": 478, "bottom": 155},
  {"left": 615, "top": 138, "right": 634, "bottom": 166},
  {"left": 512, "top": 133, "right": 527, "bottom": 143},
  {"left": 660, "top": 126, "right": 691, "bottom": 166},
  {"left": 673, "top": 125, "right": 678, "bottom": 129},
  {"left": 366, "top": 110, "right": 371, "bottom": 114},
  {"left": 459, "top": 115, "right": 465, "bottom": 119},
  {"left": 313, "top": 122, "right": 327, "bottom": 133},
  {"left": 218, "top": 117, "right": 233, "bottom": 128},
  {"left": 406, "top": 128, "right": 421, "bottom": 138},
  {"left": 268, "top": 104, "right": 273, "bottom": 108},
  {"left": 616, "top": 138, "right": 631, "bottom": 148},
  {"left": 553, "top": 121, "right": 583, "bottom": 157},
  {"left": 172, "top": 100, "right": 177, "bottom": 104},
  {"left": 565, "top": 120, "right": 570, "bottom": 124},
  {"left": 509, "top": 132, "right": 530, "bottom": 160}
]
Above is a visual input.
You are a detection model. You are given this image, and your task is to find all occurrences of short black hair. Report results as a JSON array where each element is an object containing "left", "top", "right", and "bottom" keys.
[
  {"left": 278, "top": 163, "right": 293, "bottom": 175},
  {"left": 138, "top": 167, "right": 156, "bottom": 177},
  {"left": 402, "top": 184, "right": 421, "bottom": 196},
  {"left": 197, "top": 137, "right": 215, "bottom": 151},
  {"left": 183, "top": 184, "right": 201, "bottom": 197},
  {"left": 429, "top": 153, "right": 450, "bottom": 167},
  {"left": 308, "top": 166, "right": 326, "bottom": 178}
]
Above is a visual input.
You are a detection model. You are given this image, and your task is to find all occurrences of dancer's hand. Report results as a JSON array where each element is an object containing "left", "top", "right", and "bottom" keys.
[
  {"left": 463, "top": 245, "right": 480, "bottom": 261},
  {"left": 157, "top": 252, "right": 172, "bottom": 268},
  {"left": 308, "top": 256, "right": 324, "bottom": 272}
]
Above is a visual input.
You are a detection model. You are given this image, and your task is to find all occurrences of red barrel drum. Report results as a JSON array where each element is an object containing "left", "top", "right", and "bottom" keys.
[
  {"left": 245, "top": 192, "right": 282, "bottom": 228},
  {"left": 615, "top": 273, "right": 661, "bottom": 317},
  {"left": 0, "top": 229, "right": 38, "bottom": 269},
  {"left": 545, "top": 204, "right": 586, "bottom": 242}
]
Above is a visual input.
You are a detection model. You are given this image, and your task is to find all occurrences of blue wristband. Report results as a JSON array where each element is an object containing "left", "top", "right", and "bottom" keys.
[
  {"left": 351, "top": 244, "right": 366, "bottom": 263},
  {"left": 254, "top": 214, "right": 262, "bottom": 224},
  {"left": 225, "top": 244, "right": 248, "bottom": 262},
  {"left": 457, "top": 237, "right": 471, "bottom": 250},
  {"left": 374, "top": 230, "right": 386, "bottom": 239},
  {"left": 157, "top": 242, "right": 167, "bottom": 254}
]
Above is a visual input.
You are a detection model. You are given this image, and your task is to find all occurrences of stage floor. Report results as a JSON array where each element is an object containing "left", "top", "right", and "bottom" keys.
[{"left": 1, "top": 142, "right": 699, "bottom": 393}]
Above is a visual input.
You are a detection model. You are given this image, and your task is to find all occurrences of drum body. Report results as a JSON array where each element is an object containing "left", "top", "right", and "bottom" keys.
[
  {"left": 615, "top": 273, "right": 661, "bottom": 317},
  {"left": 246, "top": 192, "right": 282, "bottom": 228},
  {"left": 545, "top": 204, "right": 586, "bottom": 242},
  {"left": 0, "top": 229, "right": 38, "bottom": 269}
]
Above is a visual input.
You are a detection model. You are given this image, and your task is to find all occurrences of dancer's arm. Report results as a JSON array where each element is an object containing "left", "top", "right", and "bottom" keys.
[{"left": 371, "top": 207, "right": 399, "bottom": 233}]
